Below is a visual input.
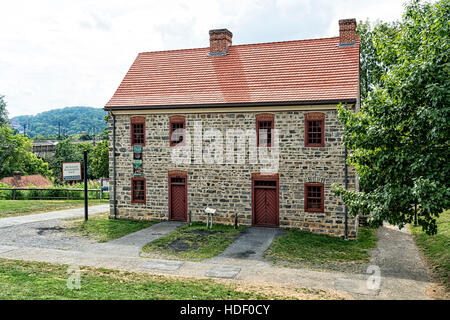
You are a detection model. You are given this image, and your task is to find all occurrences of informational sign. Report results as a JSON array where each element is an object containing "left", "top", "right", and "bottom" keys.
[
  {"left": 205, "top": 207, "right": 216, "bottom": 214},
  {"left": 62, "top": 162, "right": 82, "bottom": 181},
  {"left": 133, "top": 145, "right": 143, "bottom": 176},
  {"left": 101, "top": 178, "right": 109, "bottom": 192},
  {"left": 133, "top": 145, "right": 143, "bottom": 153}
]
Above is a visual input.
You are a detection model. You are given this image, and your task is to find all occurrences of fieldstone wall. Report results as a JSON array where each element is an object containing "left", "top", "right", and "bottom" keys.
[{"left": 108, "top": 109, "right": 358, "bottom": 239}]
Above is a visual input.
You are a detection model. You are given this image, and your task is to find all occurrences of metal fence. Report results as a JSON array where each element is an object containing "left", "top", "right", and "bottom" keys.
[{"left": 0, "top": 187, "right": 110, "bottom": 200}]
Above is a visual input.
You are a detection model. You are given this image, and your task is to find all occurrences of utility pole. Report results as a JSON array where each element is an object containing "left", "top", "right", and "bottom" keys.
[{"left": 58, "top": 121, "right": 61, "bottom": 140}]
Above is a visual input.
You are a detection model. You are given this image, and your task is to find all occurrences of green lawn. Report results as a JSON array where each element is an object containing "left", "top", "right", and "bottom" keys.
[
  {"left": 265, "top": 227, "right": 378, "bottom": 271},
  {"left": 0, "top": 199, "right": 108, "bottom": 218},
  {"left": 411, "top": 210, "right": 449, "bottom": 292},
  {"left": 63, "top": 213, "right": 156, "bottom": 242},
  {"left": 141, "top": 222, "right": 245, "bottom": 261},
  {"left": 0, "top": 258, "right": 343, "bottom": 300}
]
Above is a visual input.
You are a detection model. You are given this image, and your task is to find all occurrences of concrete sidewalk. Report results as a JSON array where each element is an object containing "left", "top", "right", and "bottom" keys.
[
  {"left": 207, "top": 227, "right": 283, "bottom": 265},
  {"left": 0, "top": 205, "right": 109, "bottom": 228}
]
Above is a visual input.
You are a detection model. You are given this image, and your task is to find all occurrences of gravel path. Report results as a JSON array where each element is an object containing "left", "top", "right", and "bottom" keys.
[
  {"left": 361, "top": 223, "right": 433, "bottom": 299},
  {"left": 0, "top": 205, "right": 108, "bottom": 250},
  {"left": 0, "top": 219, "right": 95, "bottom": 250},
  {"left": 0, "top": 205, "right": 109, "bottom": 228}
]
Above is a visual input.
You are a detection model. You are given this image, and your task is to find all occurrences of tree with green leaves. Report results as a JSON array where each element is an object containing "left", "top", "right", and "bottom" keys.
[
  {"left": 50, "top": 140, "right": 94, "bottom": 183},
  {"left": 99, "top": 115, "right": 109, "bottom": 141},
  {"left": 335, "top": 0, "right": 449, "bottom": 235},
  {"left": 0, "top": 126, "right": 52, "bottom": 179},
  {"left": 91, "top": 140, "right": 109, "bottom": 179},
  {"left": 357, "top": 20, "right": 398, "bottom": 100},
  {"left": 11, "top": 106, "right": 106, "bottom": 138},
  {"left": 0, "top": 95, "right": 9, "bottom": 127}
]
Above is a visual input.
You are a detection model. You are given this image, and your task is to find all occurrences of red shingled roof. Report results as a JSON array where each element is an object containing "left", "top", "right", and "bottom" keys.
[
  {"left": 0, "top": 175, "right": 53, "bottom": 188},
  {"left": 105, "top": 36, "right": 359, "bottom": 109}
]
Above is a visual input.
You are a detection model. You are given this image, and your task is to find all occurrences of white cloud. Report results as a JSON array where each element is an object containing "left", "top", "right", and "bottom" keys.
[{"left": 0, "top": 0, "right": 408, "bottom": 117}]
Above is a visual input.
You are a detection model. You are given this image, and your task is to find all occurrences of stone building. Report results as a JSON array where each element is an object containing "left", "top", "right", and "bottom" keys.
[
  {"left": 104, "top": 19, "right": 360, "bottom": 239},
  {"left": 32, "top": 140, "right": 58, "bottom": 160}
]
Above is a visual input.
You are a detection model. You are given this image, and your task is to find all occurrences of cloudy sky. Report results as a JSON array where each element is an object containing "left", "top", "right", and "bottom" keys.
[{"left": 1, "top": 0, "right": 407, "bottom": 118}]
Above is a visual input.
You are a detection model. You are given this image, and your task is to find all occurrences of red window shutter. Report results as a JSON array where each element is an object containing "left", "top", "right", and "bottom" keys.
[{"left": 304, "top": 112, "right": 325, "bottom": 147}]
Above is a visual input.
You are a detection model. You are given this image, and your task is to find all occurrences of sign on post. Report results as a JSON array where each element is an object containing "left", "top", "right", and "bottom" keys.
[
  {"left": 101, "top": 178, "right": 109, "bottom": 192},
  {"left": 62, "top": 162, "right": 82, "bottom": 181}
]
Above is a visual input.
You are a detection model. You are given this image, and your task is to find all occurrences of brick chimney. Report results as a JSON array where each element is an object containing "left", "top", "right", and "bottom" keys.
[
  {"left": 13, "top": 171, "right": 22, "bottom": 182},
  {"left": 339, "top": 19, "right": 357, "bottom": 46},
  {"left": 209, "top": 29, "right": 232, "bottom": 55}
]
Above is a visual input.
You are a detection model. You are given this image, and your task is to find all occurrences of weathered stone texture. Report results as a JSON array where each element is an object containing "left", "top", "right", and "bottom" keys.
[{"left": 108, "top": 109, "right": 358, "bottom": 239}]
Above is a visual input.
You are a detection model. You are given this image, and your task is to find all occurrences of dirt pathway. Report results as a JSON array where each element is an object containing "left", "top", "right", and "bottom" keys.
[{"left": 0, "top": 205, "right": 108, "bottom": 228}]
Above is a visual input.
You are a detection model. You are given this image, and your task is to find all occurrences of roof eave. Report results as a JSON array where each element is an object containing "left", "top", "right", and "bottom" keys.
[{"left": 104, "top": 98, "right": 357, "bottom": 111}]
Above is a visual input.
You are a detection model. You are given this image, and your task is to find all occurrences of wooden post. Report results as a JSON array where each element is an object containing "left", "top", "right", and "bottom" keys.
[{"left": 84, "top": 150, "right": 88, "bottom": 221}]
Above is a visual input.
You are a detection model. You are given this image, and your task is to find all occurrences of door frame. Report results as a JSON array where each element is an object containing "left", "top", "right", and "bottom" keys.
[
  {"left": 251, "top": 173, "right": 279, "bottom": 227},
  {"left": 168, "top": 170, "right": 188, "bottom": 221}
]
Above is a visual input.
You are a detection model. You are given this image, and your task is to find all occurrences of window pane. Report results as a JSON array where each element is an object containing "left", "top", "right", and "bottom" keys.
[
  {"left": 307, "top": 185, "right": 322, "bottom": 210},
  {"left": 307, "top": 120, "right": 322, "bottom": 145},
  {"left": 258, "top": 120, "right": 272, "bottom": 146},
  {"left": 171, "top": 122, "right": 185, "bottom": 145},
  {"left": 133, "top": 180, "right": 145, "bottom": 201},
  {"left": 132, "top": 123, "right": 144, "bottom": 145}
]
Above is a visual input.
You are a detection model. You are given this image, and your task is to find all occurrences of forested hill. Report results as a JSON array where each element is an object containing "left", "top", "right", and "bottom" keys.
[{"left": 11, "top": 106, "right": 107, "bottom": 137}]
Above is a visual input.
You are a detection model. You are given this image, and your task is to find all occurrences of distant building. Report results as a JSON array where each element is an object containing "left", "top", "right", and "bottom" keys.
[
  {"left": 32, "top": 140, "right": 58, "bottom": 159},
  {"left": 9, "top": 120, "right": 22, "bottom": 133},
  {"left": 0, "top": 171, "right": 53, "bottom": 188}
]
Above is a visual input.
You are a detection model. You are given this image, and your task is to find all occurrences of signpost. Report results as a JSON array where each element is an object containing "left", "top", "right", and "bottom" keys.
[
  {"left": 61, "top": 155, "right": 88, "bottom": 221},
  {"left": 83, "top": 151, "right": 88, "bottom": 221},
  {"left": 62, "top": 162, "right": 82, "bottom": 181},
  {"left": 205, "top": 207, "right": 216, "bottom": 229},
  {"left": 100, "top": 178, "right": 109, "bottom": 199},
  {"left": 101, "top": 178, "right": 109, "bottom": 192}
]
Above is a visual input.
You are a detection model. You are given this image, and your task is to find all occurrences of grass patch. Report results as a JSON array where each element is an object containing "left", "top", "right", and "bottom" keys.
[
  {"left": 63, "top": 213, "right": 156, "bottom": 242},
  {"left": 141, "top": 222, "right": 245, "bottom": 261},
  {"left": 0, "top": 199, "right": 108, "bottom": 218},
  {"left": 0, "top": 258, "right": 312, "bottom": 300},
  {"left": 265, "top": 227, "right": 378, "bottom": 272},
  {"left": 410, "top": 210, "right": 449, "bottom": 292}
]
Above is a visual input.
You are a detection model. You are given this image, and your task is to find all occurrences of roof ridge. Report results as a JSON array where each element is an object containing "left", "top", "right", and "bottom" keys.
[{"left": 138, "top": 36, "right": 345, "bottom": 56}]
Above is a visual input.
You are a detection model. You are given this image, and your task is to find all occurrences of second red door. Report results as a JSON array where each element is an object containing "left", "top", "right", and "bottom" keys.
[
  {"left": 252, "top": 179, "right": 279, "bottom": 227},
  {"left": 169, "top": 176, "right": 187, "bottom": 221}
]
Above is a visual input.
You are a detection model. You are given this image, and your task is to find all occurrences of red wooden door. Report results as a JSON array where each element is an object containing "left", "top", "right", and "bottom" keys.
[
  {"left": 170, "top": 177, "right": 187, "bottom": 221},
  {"left": 253, "top": 179, "right": 279, "bottom": 227}
]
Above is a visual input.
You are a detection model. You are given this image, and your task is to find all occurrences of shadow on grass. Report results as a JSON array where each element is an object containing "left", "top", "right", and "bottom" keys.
[
  {"left": 264, "top": 227, "right": 378, "bottom": 273},
  {"left": 64, "top": 213, "right": 155, "bottom": 242}
]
